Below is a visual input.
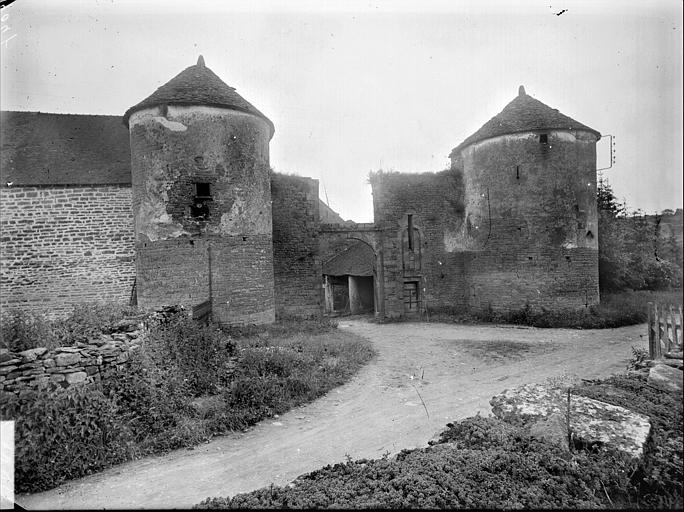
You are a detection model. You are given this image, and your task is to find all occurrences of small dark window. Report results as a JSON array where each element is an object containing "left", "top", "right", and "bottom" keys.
[
  {"left": 407, "top": 214, "right": 414, "bottom": 251},
  {"left": 516, "top": 165, "right": 520, "bottom": 179},
  {"left": 539, "top": 134, "right": 548, "bottom": 144},
  {"left": 586, "top": 230, "right": 594, "bottom": 240},
  {"left": 195, "top": 182, "right": 212, "bottom": 199}
]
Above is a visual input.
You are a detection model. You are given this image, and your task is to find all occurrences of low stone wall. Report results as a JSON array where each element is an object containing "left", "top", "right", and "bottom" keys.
[
  {"left": 0, "top": 306, "right": 183, "bottom": 396},
  {"left": 0, "top": 319, "right": 143, "bottom": 396}
]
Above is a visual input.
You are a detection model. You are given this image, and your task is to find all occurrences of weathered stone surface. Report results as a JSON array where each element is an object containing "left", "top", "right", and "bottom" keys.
[
  {"left": 42, "top": 358, "right": 55, "bottom": 368},
  {"left": 17, "top": 347, "right": 48, "bottom": 362},
  {"left": 54, "top": 352, "right": 81, "bottom": 366},
  {"left": 664, "top": 351, "right": 684, "bottom": 359},
  {"left": 54, "top": 347, "right": 81, "bottom": 353},
  {"left": 491, "top": 384, "right": 651, "bottom": 458},
  {"left": 0, "top": 365, "right": 19, "bottom": 376},
  {"left": 0, "top": 349, "right": 13, "bottom": 363},
  {"left": 528, "top": 412, "right": 570, "bottom": 451},
  {"left": 65, "top": 372, "right": 88, "bottom": 384},
  {"left": 648, "top": 364, "right": 683, "bottom": 393},
  {"left": 49, "top": 373, "right": 66, "bottom": 383},
  {"left": 0, "top": 358, "right": 21, "bottom": 367}
]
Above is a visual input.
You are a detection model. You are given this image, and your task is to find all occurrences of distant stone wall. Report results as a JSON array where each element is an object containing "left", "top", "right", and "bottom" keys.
[
  {"left": 271, "top": 174, "right": 322, "bottom": 319},
  {"left": 0, "top": 185, "right": 135, "bottom": 318},
  {"left": 0, "top": 317, "right": 143, "bottom": 396}
]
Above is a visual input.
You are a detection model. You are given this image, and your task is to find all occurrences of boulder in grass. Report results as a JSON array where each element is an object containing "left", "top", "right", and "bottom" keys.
[{"left": 491, "top": 383, "right": 651, "bottom": 458}]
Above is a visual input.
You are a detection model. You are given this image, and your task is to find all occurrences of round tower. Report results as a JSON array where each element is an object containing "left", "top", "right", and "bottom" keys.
[
  {"left": 124, "top": 56, "right": 275, "bottom": 324},
  {"left": 449, "top": 86, "right": 601, "bottom": 313}
]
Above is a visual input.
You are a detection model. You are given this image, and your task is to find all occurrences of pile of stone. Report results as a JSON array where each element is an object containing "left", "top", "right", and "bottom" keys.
[{"left": 630, "top": 348, "right": 683, "bottom": 393}]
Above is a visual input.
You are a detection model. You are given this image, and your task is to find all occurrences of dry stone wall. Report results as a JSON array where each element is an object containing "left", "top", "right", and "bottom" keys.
[{"left": 0, "top": 317, "right": 143, "bottom": 396}]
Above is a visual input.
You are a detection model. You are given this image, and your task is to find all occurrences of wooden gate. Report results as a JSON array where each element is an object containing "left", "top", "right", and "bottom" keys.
[{"left": 647, "top": 302, "right": 683, "bottom": 358}]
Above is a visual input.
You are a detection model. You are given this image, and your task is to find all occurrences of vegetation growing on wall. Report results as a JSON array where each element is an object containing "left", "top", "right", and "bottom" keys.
[
  {"left": 598, "top": 177, "right": 682, "bottom": 292},
  {"left": 0, "top": 303, "right": 140, "bottom": 352}
]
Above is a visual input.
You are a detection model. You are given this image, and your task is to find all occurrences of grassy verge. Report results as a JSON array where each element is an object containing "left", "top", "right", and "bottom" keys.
[
  {"left": 196, "top": 372, "right": 683, "bottom": 509},
  {"left": 426, "top": 289, "right": 683, "bottom": 329},
  {"left": 1, "top": 315, "right": 375, "bottom": 494}
]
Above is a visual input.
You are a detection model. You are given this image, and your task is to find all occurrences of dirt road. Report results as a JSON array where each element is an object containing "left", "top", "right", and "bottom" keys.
[{"left": 18, "top": 320, "right": 647, "bottom": 510}]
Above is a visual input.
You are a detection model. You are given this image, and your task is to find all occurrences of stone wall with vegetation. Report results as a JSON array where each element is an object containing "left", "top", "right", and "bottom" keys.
[{"left": 0, "top": 317, "right": 143, "bottom": 395}]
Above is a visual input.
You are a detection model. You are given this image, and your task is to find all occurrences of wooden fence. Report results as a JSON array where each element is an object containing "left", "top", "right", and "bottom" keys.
[{"left": 647, "top": 302, "right": 683, "bottom": 359}]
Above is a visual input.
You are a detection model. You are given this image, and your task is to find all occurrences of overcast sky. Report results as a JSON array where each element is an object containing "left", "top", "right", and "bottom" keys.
[{"left": 1, "top": 0, "right": 682, "bottom": 222}]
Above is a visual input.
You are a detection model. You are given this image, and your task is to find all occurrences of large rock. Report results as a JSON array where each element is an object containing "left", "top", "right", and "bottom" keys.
[
  {"left": 528, "top": 412, "right": 570, "bottom": 452},
  {"left": 648, "top": 364, "right": 683, "bottom": 393},
  {"left": 491, "top": 384, "right": 651, "bottom": 458}
]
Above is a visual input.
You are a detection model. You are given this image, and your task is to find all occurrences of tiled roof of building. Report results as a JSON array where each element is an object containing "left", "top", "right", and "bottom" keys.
[
  {"left": 0, "top": 111, "right": 132, "bottom": 186},
  {"left": 450, "top": 86, "right": 600, "bottom": 156},
  {"left": 123, "top": 56, "right": 274, "bottom": 137},
  {"left": 322, "top": 242, "right": 375, "bottom": 277}
]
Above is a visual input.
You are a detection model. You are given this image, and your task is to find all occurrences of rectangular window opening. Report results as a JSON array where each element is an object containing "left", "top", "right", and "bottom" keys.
[
  {"left": 539, "top": 134, "right": 548, "bottom": 144},
  {"left": 195, "top": 182, "right": 212, "bottom": 199},
  {"left": 516, "top": 165, "right": 520, "bottom": 179},
  {"left": 407, "top": 214, "right": 414, "bottom": 251}
]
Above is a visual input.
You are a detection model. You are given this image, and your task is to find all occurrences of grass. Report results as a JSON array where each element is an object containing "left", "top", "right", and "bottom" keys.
[
  {"left": 3, "top": 315, "right": 376, "bottom": 494},
  {"left": 196, "top": 372, "right": 683, "bottom": 509},
  {"left": 426, "top": 288, "right": 683, "bottom": 329},
  {"left": 0, "top": 303, "right": 140, "bottom": 351}
]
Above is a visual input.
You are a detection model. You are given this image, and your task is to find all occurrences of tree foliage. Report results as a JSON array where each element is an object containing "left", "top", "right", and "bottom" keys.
[{"left": 597, "top": 176, "right": 682, "bottom": 292}]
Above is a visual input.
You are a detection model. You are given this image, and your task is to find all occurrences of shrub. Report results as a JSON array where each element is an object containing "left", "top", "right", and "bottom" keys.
[
  {"left": 197, "top": 373, "right": 682, "bottom": 509},
  {"left": 0, "top": 302, "right": 139, "bottom": 351},
  {"left": 0, "top": 309, "right": 55, "bottom": 351},
  {"left": 52, "top": 303, "right": 140, "bottom": 346},
  {"left": 196, "top": 416, "right": 635, "bottom": 509},
  {"left": 143, "top": 314, "right": 236, "bottom": 396},
  {"left": 0, "top": 385, "right": 134, "bottom": 494},
  {"left": 573, "top": 373, "right": 683, "bottom": 509}
]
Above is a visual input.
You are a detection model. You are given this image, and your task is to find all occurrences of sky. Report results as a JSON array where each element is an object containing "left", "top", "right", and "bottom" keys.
[{"left": 1, "top": 0, "right": 682, "bottom": 222}]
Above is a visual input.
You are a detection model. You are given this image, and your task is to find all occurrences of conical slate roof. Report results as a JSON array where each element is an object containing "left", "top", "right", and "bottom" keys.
[
  {"left": 123, "top": 56, "right": 274, "bottom": 136},
  {"left": 450, "top": 86, "right": 600, "bottom": 156}
]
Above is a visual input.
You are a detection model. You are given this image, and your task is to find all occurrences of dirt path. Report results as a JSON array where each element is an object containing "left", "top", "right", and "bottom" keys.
[{"left": 18, "top": 320, "right": 647, "bottom": 510}]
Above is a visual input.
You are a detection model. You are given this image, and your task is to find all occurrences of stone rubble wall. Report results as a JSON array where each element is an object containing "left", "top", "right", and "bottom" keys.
[{"left": 0, "top": 307, "right": 181, "bottom": 396}]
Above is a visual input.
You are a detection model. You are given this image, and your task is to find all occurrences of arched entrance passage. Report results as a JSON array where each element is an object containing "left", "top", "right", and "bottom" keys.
[{"left": 321, "top": 236, "right": 383, "bottom": 317}]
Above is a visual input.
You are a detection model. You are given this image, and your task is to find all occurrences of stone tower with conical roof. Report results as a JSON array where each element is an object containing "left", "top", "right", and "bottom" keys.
[
  {"left": 125, "top": 56, "right": 275, "bottom": 324},
  {"left": 449, "top": 86, "right": 601, "bottom": 312}
]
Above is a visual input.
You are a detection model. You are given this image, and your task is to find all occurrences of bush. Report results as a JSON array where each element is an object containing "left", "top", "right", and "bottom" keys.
[
  {"left": 0, "top": 309, "right": 55, "bottom": 351},
  {"left": 0, "top": 385, "right": 134, "bottom": 494},
  {"left": 197, "top": 373, "right": 682, "bottom": 509},
  {"left": 0, "top": 302, "right": 139, "bottom": 351},
  {"left": 144, "top": 314, "right": 236, "bottom": 396},
  {"left": 196, "top": 415, "right": 635, "bottom": 509},
  {"left": 434, "top": 289, "right": 682, "bottom": 329},
  {"left": 573, "top": 373, "right": 683, "bottom": 509},
  {"left": 2, "top": 318, "right": 374, "bottom": 495}
]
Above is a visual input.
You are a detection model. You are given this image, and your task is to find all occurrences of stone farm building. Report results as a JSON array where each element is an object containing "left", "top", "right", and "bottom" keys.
[{"left": 1, "top": 58, "right": 602, "bottom": 324}]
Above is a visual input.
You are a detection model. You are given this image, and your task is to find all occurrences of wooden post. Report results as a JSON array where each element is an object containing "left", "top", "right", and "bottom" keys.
[
  {"left": 679, "top": 306, "right": 683, "bottom": 350},
  {"left": 668, "top": 306, "right": 679, "bottom": 352},
  {"left": 654, "top": 303, "right": 662, "bottom": 358},
  {"left": 647, "top": 302, "right": 655, "bottom": 359}
]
